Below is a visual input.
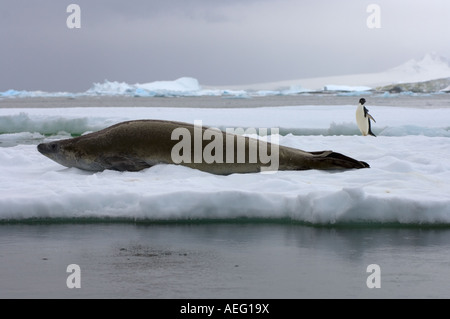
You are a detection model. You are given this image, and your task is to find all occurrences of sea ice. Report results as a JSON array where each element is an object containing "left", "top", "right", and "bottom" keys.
[{"left": 1, "top": 105, "right": 449, "bottom": 225}]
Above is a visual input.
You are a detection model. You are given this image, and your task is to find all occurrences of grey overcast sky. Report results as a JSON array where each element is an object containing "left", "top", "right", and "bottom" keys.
[{"left": 1, "top": 0, "right": 450, "bottom": 91}]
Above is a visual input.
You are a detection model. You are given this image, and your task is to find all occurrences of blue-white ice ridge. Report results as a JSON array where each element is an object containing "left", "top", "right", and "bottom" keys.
[{"left": 0, "top": 77, "right": 374, "bottom": 99}]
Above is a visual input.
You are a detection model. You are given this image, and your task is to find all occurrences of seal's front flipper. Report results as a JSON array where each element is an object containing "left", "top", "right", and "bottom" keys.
[{"left": 99, "top": 155, "right": 152, "bottom": 172}]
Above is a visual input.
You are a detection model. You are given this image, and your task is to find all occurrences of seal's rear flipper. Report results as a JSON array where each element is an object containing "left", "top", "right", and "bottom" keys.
[{"left": 310, "top": 151, "right": 370, "bottom": 169}]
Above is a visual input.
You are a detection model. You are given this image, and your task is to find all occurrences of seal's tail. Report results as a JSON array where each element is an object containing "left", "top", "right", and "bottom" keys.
[{"left": 309, "top": 151, "right": 370, "bottom": 169}]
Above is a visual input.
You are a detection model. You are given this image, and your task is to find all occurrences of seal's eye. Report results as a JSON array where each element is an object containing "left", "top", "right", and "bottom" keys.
[{"left": 50, "top": 143, "right": 58, "bottom": 151}]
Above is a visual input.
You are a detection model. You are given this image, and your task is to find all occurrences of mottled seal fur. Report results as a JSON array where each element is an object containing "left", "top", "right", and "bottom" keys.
[{"left": 37, "top": 120, "right": 369, "bottom": 174}]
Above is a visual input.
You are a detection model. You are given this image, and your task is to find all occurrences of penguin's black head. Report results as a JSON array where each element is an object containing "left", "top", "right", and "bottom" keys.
[{"left": 359, "top": 98, "right": 366, "bottom": 105}]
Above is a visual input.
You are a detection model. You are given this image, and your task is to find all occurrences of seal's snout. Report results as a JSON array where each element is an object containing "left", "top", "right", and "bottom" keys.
[
  {"left": 37, "top": 142, "right": 59, "bottom": 155},
  {"left": 37, "top": 143, "right": 46, "bottom": 154}
]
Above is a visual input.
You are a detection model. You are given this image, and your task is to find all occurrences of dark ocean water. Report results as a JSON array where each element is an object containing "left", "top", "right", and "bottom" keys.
[{"left": 1, "top": 223, "right": 450, "bottom": 299}]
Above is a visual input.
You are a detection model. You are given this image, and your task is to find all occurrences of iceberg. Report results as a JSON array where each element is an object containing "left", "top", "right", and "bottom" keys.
[
  {"left": 137, "top": 77, "right": 200, "bottom": 92},
  {"left": 323, "top": 85, "right": 372, "bottom": 92},
  {"left": 2, "top": 53, "right": 450, "bottom": 98},
  {"left": 86, "top": 81, "right": 134, "bottom": 96},
  {"left": 86, "top": 77, "right": 202, "bottom": 97}
]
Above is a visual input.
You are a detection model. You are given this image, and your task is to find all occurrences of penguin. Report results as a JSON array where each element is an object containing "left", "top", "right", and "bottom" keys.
[{"left": 356, "top": 98, "right": 376, "bottom": 137}]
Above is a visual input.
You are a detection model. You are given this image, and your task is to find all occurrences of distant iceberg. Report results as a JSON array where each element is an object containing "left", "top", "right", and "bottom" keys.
[
  {"left": 2, "top": 53, "right": 450, "bottom": 99},
  {"left": 323, "top": 85, "right": 372, "bottom": 92},
  {"left": 86, "top": 77, "right": 202, "bottom": 97},
  {"left": 0, "top": 89, "right": 28, "bottom": 97},
  {"left": 0, "top": 89, "right": 73, "bottom": 98},
  {"left": 137, "top": 77, "right": 201, "bottom": 92}
]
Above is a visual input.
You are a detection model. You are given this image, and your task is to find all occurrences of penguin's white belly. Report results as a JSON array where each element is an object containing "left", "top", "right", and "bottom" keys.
[{"left": 356, "top": 107, "right": 369, "bottom": 136}]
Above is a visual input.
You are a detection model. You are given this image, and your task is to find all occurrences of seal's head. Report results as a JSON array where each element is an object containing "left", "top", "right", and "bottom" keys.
[
  {"left": 38, "top": 141, "right": 76, "bottom": 168},
  {"left": 37, "top": 140, "right": 102, "bottom": 171}
]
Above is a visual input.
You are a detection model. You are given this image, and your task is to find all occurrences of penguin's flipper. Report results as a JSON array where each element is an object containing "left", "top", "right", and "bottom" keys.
[
  {"left": 363, "top": 106, "right": 370, "bottom": 118},
  {"left": 368, "top": 119, "right": 376, "bottom": 137},
  {"left": 368, "top": 113, "right": 376, "bottom": 123}
]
